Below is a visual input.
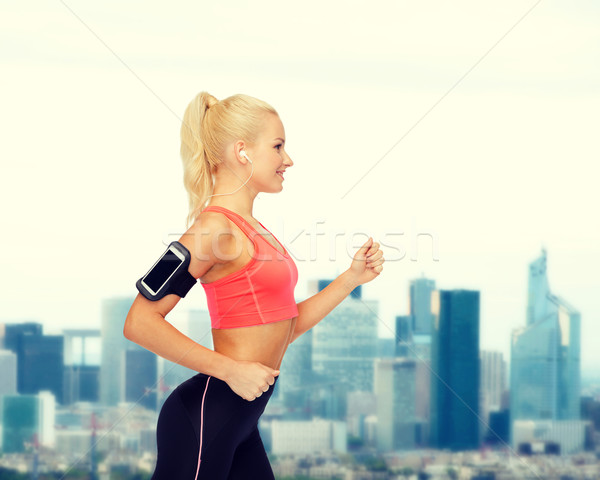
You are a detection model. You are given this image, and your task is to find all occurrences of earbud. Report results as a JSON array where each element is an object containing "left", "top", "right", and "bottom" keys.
[{"left": 240, "top": 150, "right": 252, "bottom": 163}]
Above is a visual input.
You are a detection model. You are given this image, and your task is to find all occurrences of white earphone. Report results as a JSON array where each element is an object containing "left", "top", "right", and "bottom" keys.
[{"left": 240, "top": 150, "right": 252, "bottom": 163}]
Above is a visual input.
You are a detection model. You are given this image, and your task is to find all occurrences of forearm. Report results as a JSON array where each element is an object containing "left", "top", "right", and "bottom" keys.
[
  {"left": 290, "top": 269, "right": 360, "bottom": 343},
  {"left": 123, "top": 313, "right": 236, "bottom": 382}
]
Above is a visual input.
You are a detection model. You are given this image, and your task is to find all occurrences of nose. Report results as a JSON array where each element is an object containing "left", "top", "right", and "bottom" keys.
[{"left": 283, "top": 150, "right": 294, "bottom": 167}]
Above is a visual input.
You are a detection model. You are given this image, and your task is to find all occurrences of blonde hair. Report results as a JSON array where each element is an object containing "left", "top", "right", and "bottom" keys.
[{"left": 180, "top": 92, "right": 278, "bottom": 228}]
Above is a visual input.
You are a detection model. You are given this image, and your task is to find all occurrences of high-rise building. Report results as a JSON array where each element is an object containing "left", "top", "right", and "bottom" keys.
[
  {"left": 101, "top": 296, "right": 143, "bottom": 406},
  {"left": 311, "top": 280, "right": 378, "bottom": 419},
  {"left": 0, "top": 391, "right": 55, "bottom": 453},
  {"left": 125, "top": 349, "right": 157, "bottom": 410},
  {"left": 0, "top": 349, "right": 17, "bottom": 395},
  {"left": 480, "top": 350, "right": 506, "bottom": 413},
  {"left": 4, "top": 324, "right": 65, "bottom": 403},
  {"left": 510, "top": 249, "right": 581, "bottom": 424},
  {"left": 430, "top": 289, "right": 480, "bottom": 450},
  {"left": 63, "top": 329, "right": 101, "bottom": 404},
  {"left": 410, "top": 277, "right": 436, "bottom": 335},
  {"left": 375, "top": 357, "right": 417, "bottom": 451},
  {"left": 2, "top": 323, "right": 44, "bottom": 394},
  {"left": 347, "top": 391, "right": 377, "bottom": 441},
  {"left": 395, "top": 315, "right": 413, "bottom": 357},
  {"left": 280, "top": 328, "right": 313, "bottom": 418},
  {"left": 2, "top": 322, "right": 43, "bottom": 352}
]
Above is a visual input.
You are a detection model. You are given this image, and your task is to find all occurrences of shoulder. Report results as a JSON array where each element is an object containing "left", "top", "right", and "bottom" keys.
[{"left": 177, "top": 210, "right": 234, "bottom": 278}]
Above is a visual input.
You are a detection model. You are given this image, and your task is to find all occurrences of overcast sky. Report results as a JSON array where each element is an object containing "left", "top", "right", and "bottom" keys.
[{"left": 1, "top": 1, "right": 598, "bottom": 370}]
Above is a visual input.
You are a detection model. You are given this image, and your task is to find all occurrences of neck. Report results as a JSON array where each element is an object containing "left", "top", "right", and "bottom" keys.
[{"left": 205, "top": 199, "right": 255, "bottom": 219}]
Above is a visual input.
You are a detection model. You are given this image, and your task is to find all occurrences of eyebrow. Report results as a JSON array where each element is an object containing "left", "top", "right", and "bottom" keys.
[{"left": 274, "top": 137, "right": 285, "bottom": 143}]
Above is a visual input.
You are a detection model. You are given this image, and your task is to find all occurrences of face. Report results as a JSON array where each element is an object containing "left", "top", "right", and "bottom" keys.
[{"left": 247, "top": 113, "right": 294, "bottom": 193}]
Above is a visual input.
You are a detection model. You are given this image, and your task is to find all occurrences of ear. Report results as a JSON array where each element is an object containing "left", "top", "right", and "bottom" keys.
[{"left": 232, "top": 140, "right": 249, "bottom": 164}]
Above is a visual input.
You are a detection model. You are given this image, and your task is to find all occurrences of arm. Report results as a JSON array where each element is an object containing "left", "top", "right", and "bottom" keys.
[
  {"left": 124, "top": 294, "right": 237, "bottom": 381},
  {"left": 290, "top": 237, "right": 385, "bottom": 344},
  {"left": 290, "top": 269, "right": 360, "bottom": 343},
  {"left": 124, "top": 218, "right": 237, "bottom": 381}
]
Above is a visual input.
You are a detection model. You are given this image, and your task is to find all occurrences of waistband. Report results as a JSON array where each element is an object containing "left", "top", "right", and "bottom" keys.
[{"left": 193, "top": 372, "right": 279, "bottom": 389}]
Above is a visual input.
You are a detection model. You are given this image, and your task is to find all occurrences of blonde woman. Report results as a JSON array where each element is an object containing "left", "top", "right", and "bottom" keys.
[{"left": 124, "top": 92, "right": 384, "bottom": 479}]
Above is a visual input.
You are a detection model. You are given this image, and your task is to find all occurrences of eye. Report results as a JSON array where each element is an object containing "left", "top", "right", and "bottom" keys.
[{"left": 275, "top": 144, "right": 282, "bottom": 151}]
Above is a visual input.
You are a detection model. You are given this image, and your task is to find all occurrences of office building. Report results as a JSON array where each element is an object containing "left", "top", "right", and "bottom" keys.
[
  {"left": 375, "top": 357, "right": 418, "bottom": 451},
  {"left": 63, "top": 329, "right": 101, "bottom": 404},
  {"left": 395, "top": 315, "right": 413, "bottom": 357},
  {"left": 311, "top": 279, "right": 378, "bottom": 419},
  {"left": 279, "top": 328, "right": 314, "bottom": 418},
  {"left": 19, "top": 333, "right": 64, "bottom": 403},
  {"left": 430, "top": 289, "right": 480, "bottom": 450},
  {"left": 101, "top": 296, "right": 143, "bottom": 406},
  {"left": 410, "top": 277, "right": 436, "bottom": 335},
  {"left": 0, "top": 391, "right": 55, "bottom": 453},
  {"left": 510, "top": 249, "right": 582, "bottom": 448},
  {"left": 0, "top": 349, "right": 17, "bottom": 395},
  {"left": 2, "top": 323, "right": 64, "bottom": 403},
  {"left": 124, "top": 349, "right": 157, "bottom": 410}
]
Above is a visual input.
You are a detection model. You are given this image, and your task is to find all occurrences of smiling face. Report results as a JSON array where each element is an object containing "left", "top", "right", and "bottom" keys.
[{"left": 246, "top": 113, "right": 294, "bottom": 193}]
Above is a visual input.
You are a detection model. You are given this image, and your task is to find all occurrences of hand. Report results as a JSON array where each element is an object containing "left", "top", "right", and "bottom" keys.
[
  {"left": 224, "top": 360, "right": 279, "bottom": 401},
  {"left": 347, "top": 236, "right": 385, "bottom": 286}
]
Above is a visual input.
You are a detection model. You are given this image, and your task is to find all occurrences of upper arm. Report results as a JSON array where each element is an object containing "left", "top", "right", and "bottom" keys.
[{"left": 125, "top": 213, "right": 233, "bottom": 328}]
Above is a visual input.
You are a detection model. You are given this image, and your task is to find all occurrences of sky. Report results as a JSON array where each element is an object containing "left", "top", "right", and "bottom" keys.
[{"left": 1, "top": 1, "right": 598, "bottom": 370}]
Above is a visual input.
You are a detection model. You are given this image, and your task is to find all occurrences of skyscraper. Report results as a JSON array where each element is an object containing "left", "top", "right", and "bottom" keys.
[
  {"left": 430, "top": 289, "right": 480, "bottom": 450},
  {"left": 125, "top": 349, "right": 157, "bottom": 410},
  {"left": 2, "top": 322, "right": 43, "bottom": 393},
  {"left": 410, "top": 277, "right": 436, "bottom": 335},
  {"left": 311, "top": 279, "right": 378, "bottom": 419},
  {"left": 279, "top": 328, "right": 314, "bottom": 418},
  {"left": 395, "top": 315, "right": 413, "bottom": 357},
  {"left": 0, "top": 350, "right": 17, "bottom": 395},
  {"left": 375, "top": 357, "right": 417, "bottom": 451},
  {"left": 0, "top": 391, "right": 55, "bottom": 453},
  {"left": 63, "top": 329, "right": 101, "bottom": 404},
  {"left": 101, "top": 296, "right": 145, "bottom": 406},
  {"left": 510, "top": 249, "right": 581, "bottom": 424},
  {"left": 480, "top": 350, "right": 506, "bottom": 414},
  {"left": 2, "top": 323, "right": 64, "bottom": 403}
]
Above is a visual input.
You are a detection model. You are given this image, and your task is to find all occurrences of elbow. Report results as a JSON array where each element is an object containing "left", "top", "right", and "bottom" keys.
[{"left": 123, "top": 314, "right": 139, "bottom": 342}]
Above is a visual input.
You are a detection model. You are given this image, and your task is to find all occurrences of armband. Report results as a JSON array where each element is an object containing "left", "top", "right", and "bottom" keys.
[{"left": 136, "top": 241, "right": 197, "bottom": 301}]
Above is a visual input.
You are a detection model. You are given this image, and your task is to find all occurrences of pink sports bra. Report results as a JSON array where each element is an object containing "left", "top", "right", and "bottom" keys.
[{"left": 199, "top": 206, "right": 299, "bottom": 329}]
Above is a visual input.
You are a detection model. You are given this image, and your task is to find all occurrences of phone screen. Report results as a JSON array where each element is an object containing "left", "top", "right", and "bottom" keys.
[{"left": 143, "top": 248, "right": 184, "bottom": 293}]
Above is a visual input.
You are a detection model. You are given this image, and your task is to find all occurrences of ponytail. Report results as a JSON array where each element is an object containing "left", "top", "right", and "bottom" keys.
[{"left": 180, "top": 92, "right": 219, "bottom": 228}]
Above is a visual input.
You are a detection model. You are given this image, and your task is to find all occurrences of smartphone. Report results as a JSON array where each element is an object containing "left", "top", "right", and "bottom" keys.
[{"left": 140, "top": 244, "right": 187, "bottom": 296}]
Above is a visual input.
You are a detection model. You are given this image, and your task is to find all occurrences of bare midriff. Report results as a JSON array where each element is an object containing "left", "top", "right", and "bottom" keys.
[
  {"left": 200, "top": 212, "right": 298, "bottom": 371},
  {"left": 211, "top": 316, "right": 298, "bottom": 371}
]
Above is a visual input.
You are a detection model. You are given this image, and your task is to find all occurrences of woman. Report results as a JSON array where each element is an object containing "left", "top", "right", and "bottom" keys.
[{"left": 124, "top": 92, "right": 385, "bottom": 479}]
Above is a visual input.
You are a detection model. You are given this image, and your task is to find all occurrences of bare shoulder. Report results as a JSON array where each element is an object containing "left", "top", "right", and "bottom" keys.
[{"left": 177, "top": 209, "right": 234, "bottom": 279}]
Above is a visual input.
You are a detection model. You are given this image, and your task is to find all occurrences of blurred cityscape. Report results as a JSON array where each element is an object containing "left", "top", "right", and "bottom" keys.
[{"left": 1, "top": 248, "right": 599, "bottom": 479}]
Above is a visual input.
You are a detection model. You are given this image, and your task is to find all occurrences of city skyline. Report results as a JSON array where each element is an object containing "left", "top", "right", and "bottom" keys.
[{"left": 0, "top": 272, "right": 600, "bottom": 474}]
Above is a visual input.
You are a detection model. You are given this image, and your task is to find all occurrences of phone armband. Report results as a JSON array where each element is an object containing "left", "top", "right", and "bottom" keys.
[{"left": 136, "top": 241, "right": 197, "bottom": 301}]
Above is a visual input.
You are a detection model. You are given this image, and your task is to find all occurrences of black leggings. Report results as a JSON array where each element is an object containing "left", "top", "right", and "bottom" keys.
[{"left": 151, "top": 372, "right": 277, "bottom": 479}]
